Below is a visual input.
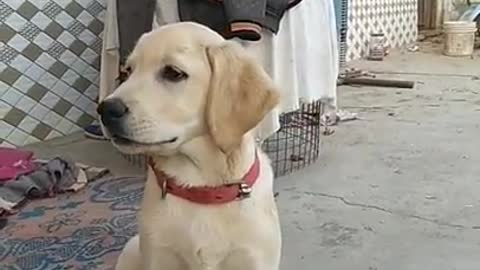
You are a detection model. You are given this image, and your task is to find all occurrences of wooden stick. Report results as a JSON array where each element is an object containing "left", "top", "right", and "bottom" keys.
[{"left": 340, "top": 78, "right": 415, "bottom": 88}]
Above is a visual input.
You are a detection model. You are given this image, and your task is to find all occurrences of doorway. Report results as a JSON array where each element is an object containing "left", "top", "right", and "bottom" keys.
[{"left": 418, "top": 0, "right": 438, "bottom": 30}]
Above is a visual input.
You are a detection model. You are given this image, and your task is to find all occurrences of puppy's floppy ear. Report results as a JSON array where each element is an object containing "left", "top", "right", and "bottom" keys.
[{"left": 206, "top": 42, "right": 280, "bottom": 153}]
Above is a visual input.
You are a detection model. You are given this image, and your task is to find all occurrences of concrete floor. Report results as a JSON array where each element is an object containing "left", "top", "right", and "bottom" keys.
[{"left": 25, "top": 49, "right": 480, "bottom": 270}]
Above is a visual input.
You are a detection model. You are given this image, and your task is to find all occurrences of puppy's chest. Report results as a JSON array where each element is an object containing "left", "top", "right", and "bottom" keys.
[{"left": 141, "top": 202, "right": 239, "bottom": 266}]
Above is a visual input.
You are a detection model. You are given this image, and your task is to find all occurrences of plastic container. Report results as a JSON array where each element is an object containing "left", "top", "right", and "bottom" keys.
[
  {"left": 443, "top": 21, "right": 477, "bottom": 56},
  {"left": 368, "top": 33, "right": 386, "bottom": 60}
]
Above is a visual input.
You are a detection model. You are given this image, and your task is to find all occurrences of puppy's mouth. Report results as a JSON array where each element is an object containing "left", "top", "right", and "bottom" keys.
[{"left": 112, "top": 135, "right": 178, "bottom": 146}]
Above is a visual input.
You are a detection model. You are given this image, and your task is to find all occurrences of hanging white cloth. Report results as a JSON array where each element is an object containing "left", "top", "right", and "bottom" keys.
[{"left": 100, "top": 0, "right": 339, "bottom": 141}]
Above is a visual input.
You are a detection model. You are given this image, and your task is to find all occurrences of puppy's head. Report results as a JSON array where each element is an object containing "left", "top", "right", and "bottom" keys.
[{"left": 98, "top": 22, "right": 279, "bottom": 155}]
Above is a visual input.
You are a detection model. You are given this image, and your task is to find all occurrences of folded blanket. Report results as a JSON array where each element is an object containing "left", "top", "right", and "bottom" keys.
[
  {"left": 0, "top": 147, "right": 36, "bottom": 182},
  {"left": 0, "top": 158, "right": 109, "bottom": 215}
]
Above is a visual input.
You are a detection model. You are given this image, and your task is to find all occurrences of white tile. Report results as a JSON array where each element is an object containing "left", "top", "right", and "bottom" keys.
[
  {"left": 0, "top": 81, "right": 8, "bottom": 97},
  {"left": 96, "top": 10, "right": 105, "bottom": 21},
  {"left": 76, "top": 0, "right": 93, "bottom": 8},
  {"left": 80, "top": 48, "right": 97, "bottom": 63},
  {"left": 0, "top": 62, "right": 7, "bottom": 73},
  {"left": 46, "top": 130, "right": 62, "bottom": 140},
  {"left": 43, "top": 111, "right": 62, "bottom": 127},
  {"left": 0, "top": 121, "right": 15, "bottom": 140},
  {"left": 4, "top": 13, "right": 27, "bottom": 32},
  {"left": 77, "top": 11, "right": 95, "bottom": 26},
  {"left": 59, "top": 50, "right": 78, "bottom": 66},
  {"left": 16, "top": 95, "right": 37, "bottom": 113},
  {"left": 0, "top": 101, "right": 12, "bottom": 119},
  {"left": 63, "top": 89, "right": 81, "bottom": 104},
  {"left": 55, "top": 11, "right": 74, "bottom": 27},
  {"left": 71, "top": 59, "right": 89, "bottom": 74},
  {"left": 13, "top": 76, "right": 35, "bottom": 93},
  {"left": 36, "top": 53, "right": 56, "bottom": 70},
  {"left": 7, "top": 34, "right": 30, "bottom": 52},
  {"left": 18, "top": 116, "right": 40, "bottom": 133},
  {"left": 83, "top": 85, "right": 98, "bottom": 100},
  {"left": 56, "top": 118, "right": 75, "bottom": 134},
  {"left": 78, "top": 29, "right": 97, "bottom": 45},
  {"left": 97, "top": 0, "right": 107, "bottom": 7},
  {"left": 30, "top": 103, "right": 50, "bottom": 120},
  {"left": 93, "top": 75, "right": 100, "bottom": 86},
  {"left": 61, "top": 70, "right": 80, "bottom": 85},
  {"left": 33, "top": 33, "right": 54, "bottom": 50},
  {"left": 24, "top": 136, "right": 40, "bottom": 145},
  {"left": 76, "top": 95, "right": 91, "bottom": 111},
  {"left": 7, "top": 128, "right": 29, "bottom": 146},
  {"left": 85, "top": 101, "right": 97, "bottom": 116},
  {"left": 1, "top": 88, "right": 23, "bottom": 106},
  {"left": 83, "top": 66, "right": 98, "bottom": 82},
  {"left": 38, "top": 72, "right": 58, "bottom": 89},
  {"left": 69, "top": 124, "right": 82, "bottom": 133},
  {"left": 0, "top": 141, "right": 16, "bottom": 148},
  {"left": 66, "top": 106, "right": 83, "bottom": 122},
  {"left": 30, "top": 12, "right": 52, "bottom": 30},
  {"left": 57, "top": 31, "right": 76, "bottom": 48},
  {"left": 52, "top": 0, "right": 71, "bottom": 8},
  {"left": 9, "top": 55, "right": 33, "bottom": 73},
  {"left": 40, "top": 92, "right": 61, "bottom": 109},
  {"left": 3, "top": 0, "right": 23, "bottom": 9},
  {"left": 51, "top": 80, "right": 69, "bottom": 96},
  {"left": 24, "top": 63, "right": 46, "bottom": 81}
]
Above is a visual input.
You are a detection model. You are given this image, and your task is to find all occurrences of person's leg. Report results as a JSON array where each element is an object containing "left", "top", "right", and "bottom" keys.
[
  {"left": 84, "top": 95, "right": 106, "bottom": 140},
  {"left": 85, "top": 0, "right": 120, "bottom": 140}
]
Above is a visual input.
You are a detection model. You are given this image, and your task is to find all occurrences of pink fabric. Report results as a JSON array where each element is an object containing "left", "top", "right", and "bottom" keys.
[{"left": 0, "top": 147, "right": 36, "bottom": 182}]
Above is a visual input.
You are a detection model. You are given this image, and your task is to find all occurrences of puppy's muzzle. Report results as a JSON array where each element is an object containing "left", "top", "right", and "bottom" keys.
[{"left": 97, "top": 98, "right": 129, "bottom": 136}]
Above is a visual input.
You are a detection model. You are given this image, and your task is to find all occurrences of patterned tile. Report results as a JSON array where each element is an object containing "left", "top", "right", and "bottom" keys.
[
  {"left": 0, "top": 45, "right": 19, "bottom": 65},
  {"left": 0, "top": 2, "right": 15, "bottom": 22},
  {"left": 346, "top": 0, "right": 417, "bottom": 61},
  {"left": 42, "top": 1, "right": 63, "bottom": 18},
  {"left": 19, "top": 22, "right": 42, "bottom": 42},
  {"left": 46, "top": 41, "right": 67, "bottom": 60},
  {"left": 1, "top": 0, "right": 105, "bottom": 146}
]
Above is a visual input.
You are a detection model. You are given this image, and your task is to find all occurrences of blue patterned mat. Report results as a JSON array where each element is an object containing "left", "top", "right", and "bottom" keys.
[{"left": 0, "top": 176, "right": 144, "bottom": 270}]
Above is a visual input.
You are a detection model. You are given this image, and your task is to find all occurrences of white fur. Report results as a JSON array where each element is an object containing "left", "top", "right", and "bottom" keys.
[{"left": 105, "top": 22, "right": 281, "bottom": 270}]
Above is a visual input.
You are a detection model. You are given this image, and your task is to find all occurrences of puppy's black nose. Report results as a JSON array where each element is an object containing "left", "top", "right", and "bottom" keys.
[{"left": 97, "top": 98, "right": 129, "bottom": 123}]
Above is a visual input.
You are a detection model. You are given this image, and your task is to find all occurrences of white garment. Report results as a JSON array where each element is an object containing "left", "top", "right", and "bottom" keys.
[
  {"left": 99, "top": 0, "right": 120, "bottom": 101},
  {"left": 100, "top": 0, "right": 339, "bottom": 141}
]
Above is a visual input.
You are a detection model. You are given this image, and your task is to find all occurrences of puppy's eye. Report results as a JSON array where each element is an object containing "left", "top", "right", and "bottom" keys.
[{"left": 160, "top": 65, "right": 188, "bottom": 82}]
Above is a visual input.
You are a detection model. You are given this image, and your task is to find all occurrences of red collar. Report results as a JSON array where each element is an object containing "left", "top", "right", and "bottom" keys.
[{"left": 147, "top": 152, "right": 260, "bottom": 204}]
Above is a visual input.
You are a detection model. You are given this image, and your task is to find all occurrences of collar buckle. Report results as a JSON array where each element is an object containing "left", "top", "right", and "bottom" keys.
[{"left": 237, "top": 183, "right": 252, "bottom": 199}]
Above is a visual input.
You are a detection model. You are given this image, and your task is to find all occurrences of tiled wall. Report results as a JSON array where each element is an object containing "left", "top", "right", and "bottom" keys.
[
  {"left": 346, "top": 0, "right": 417, "bottom": 61},
  {"left": 0, "top": 0, "right": 106, "bottom": 147}
]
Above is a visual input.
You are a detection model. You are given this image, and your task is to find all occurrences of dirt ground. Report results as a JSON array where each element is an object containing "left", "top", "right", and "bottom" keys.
[{"left": 26, "top": 47, "right": 480, "bottom": 270}]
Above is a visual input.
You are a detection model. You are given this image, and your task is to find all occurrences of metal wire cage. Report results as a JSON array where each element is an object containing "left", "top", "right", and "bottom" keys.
[
  {"left": 262, "top": 99, "right": 324, "bottom": 177},
  {"left": 120, "top": 100, "right": 324, "bottom": 177}
]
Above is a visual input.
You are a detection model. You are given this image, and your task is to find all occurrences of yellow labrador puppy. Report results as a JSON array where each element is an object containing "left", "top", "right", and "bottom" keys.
[{"left": 98, "top": 22, "right": 281, "bottom": 270}]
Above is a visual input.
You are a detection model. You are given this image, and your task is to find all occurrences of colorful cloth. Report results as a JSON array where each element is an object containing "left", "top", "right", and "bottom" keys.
[
  {"left": 0, "top": 176, "right": 144, "bottom": 270},
  {"left": 0, "top": 147, "right": 36, "bottom": 182},
  {"left": 0, "top": 158, "right": 109, "bottom": 215}
]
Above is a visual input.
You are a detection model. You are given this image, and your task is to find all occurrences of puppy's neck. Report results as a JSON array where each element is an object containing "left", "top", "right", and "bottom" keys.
[{"left": 150, "top": 133, "right": 257, "bottom": 187}]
